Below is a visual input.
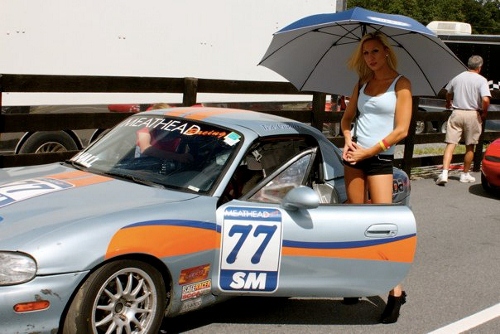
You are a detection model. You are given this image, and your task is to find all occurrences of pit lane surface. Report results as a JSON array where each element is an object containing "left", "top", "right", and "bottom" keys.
[{"left": 160, "top": 171, "right": 500, "bottom": 334}]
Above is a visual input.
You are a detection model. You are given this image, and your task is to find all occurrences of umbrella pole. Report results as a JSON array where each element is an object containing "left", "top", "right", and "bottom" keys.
[{"left": 361, "top": 24, "right": 367, "bottom": 36}]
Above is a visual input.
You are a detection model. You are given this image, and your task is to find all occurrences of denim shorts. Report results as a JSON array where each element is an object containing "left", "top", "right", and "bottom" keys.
[{"left": 343, "top": 154, "right": 394, "bottom": 175}]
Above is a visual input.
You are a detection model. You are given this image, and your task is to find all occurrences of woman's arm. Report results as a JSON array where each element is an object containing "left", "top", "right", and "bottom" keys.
[{"left": 341, "top": 83, "right": 361, "bottom": 161}]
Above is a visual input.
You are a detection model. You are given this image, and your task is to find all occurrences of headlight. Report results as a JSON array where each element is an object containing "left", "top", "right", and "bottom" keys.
[{"left": 0, "top": 252, "right": 37, "bottom": 285}]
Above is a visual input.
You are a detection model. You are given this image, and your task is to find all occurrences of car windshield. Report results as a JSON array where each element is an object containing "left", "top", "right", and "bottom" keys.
[{"left": 69, "top": 114, "right": 242, "bottom": 193}]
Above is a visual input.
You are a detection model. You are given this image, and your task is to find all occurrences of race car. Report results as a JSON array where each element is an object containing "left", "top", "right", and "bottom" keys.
[{"left": 0, "top": 107, "right": 416, "bottom": 333}]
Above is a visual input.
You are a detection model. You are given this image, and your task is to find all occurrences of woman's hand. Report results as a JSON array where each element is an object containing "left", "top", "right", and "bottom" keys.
[
  {"left": 342, "top": 139, "right": 357, "bottom": 161},
  {"left": 343, "top": 142, "right": 371, "bottom": 164},
  {"left": 343, "top": 140, "right": 362, "bottom": 163}
]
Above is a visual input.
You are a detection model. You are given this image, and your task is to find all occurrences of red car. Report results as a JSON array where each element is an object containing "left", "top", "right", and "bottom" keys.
[{"left": 481, "top": 138, "right": 500, "bottom": 194}]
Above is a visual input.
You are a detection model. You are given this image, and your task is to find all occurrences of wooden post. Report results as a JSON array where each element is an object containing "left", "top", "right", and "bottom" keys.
[
  {"left": 473, "top": 116, "right": 486, "bottom": 172},
  {"left": 183, "top": 77, "right": 198, "bottom": 106},
  {"left": 401, "top": 96, "right": 419, "bottom": 177},
  {"left": 311, "top": 92, "right": 326, "bottom": 132}
]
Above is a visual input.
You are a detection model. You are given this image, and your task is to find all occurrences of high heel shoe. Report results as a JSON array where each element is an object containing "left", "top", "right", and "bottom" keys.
[{"left": 379, "top": 291, "right": 407, "bottom": 324}]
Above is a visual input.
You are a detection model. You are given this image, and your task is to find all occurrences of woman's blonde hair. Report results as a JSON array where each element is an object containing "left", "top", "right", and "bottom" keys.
[{"left": 347, "top": 31, "right": 397, "bottom": 84}]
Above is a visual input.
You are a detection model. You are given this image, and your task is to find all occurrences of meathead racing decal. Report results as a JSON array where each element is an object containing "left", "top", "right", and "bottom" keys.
[
  {"left": 0, "top": 170, "right": 111, "bottom": 208},
  {"left": 219, "top": 207, "right": 283, "bottom": 293}
]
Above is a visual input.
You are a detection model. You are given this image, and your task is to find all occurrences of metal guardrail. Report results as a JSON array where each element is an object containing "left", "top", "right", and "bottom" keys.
[{"left": 1, "top": 74, "right": 499, "bottom": 176}]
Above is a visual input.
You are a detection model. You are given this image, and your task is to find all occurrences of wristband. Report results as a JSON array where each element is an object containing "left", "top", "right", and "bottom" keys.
[
  {"left": 379, "top": 141, "right": 387, "bottom": 151},
  {"left": 379, "top": 139, "right": 391, "bottom": 151}
]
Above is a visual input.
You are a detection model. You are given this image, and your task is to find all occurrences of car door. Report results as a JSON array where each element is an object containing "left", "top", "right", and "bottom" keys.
[{"left": 213, "top": 148, "right": 416, "bottom": 298}]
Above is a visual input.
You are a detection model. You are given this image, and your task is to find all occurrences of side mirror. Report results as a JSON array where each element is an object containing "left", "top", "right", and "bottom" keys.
[{"left": 281, "top": 186, "right": 320, "bottom": 211}]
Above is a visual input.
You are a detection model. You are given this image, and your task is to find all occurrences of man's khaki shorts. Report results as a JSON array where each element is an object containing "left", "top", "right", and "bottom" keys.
[{"left": 445, "top": 109, "right": 482, "bottom": 145}]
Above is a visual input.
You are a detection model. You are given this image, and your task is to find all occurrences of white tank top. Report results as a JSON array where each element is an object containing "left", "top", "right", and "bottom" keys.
[{"left": 356, "top": 75, "right": 402, "bottom": 155}]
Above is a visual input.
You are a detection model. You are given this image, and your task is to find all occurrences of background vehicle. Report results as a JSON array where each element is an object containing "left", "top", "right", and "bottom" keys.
[
  {"left": 0, "top": 104, "right": 109, "bottom": 154},
  {"left": 481, "top": 137, "right": 500, "bottom": 194}
]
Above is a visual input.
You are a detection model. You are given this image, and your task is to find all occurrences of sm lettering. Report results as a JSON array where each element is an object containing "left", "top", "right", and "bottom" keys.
[{"left": 230, "top": 272, "right": 267, "bottom": 290}]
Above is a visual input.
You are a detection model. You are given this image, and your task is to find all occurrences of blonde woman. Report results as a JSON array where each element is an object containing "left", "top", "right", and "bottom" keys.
[{"left": 340, "top": 32, "right": 412, "bottom": 324}]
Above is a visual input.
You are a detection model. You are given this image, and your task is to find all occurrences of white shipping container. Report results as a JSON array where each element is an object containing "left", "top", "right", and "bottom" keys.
[{"left": 426, "top": 21, "right": 472, "bottom": 36}]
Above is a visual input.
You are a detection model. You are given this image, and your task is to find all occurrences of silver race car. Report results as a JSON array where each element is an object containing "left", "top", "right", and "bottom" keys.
[{"left": 0, "top": 107, "right": 416, "bottom": 333}]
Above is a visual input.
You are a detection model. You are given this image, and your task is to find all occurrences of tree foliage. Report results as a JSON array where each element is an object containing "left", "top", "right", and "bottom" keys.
[{"left": 347, "top": 0, "right": 500, "bottom": 34}]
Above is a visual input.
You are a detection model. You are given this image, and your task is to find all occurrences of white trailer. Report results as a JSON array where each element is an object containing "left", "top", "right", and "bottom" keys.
[{"left": 1, "top": 0, "right": 337, "bottom": 105}]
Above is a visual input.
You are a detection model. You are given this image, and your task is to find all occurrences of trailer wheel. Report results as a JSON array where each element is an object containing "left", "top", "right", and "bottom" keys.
[{"left": 18, "top": 131, "right": 78, "bottom": 153}]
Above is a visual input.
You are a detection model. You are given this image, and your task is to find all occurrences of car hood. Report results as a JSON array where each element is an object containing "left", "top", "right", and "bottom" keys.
[{"left": 0, "top": 163, "right": 209, "bottom": 273}]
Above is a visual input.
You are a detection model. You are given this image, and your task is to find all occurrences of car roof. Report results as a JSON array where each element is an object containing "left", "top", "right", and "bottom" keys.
[
  {"left": 142, "top": 107, "right": 312, "bottom": 137},
  {"left": 139, "top": 107, "right": 344, "bottom": 180}
]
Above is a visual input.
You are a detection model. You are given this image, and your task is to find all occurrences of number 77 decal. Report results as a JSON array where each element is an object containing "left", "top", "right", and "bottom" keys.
[{"left": 219, "top": 207, "right": 283, "bottom": 292}]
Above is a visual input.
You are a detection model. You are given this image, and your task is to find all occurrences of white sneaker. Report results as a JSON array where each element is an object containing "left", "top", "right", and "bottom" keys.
[
  {"left": 436, "top": 174, "right": 448, "bottom": 185},
  {"left": 460, "top": 173, "right": 476, "bottom": 183}
]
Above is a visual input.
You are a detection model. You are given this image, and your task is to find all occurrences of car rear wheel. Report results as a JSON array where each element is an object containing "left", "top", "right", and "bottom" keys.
[{"left": 63, "top": 260, "right": 166, "bottom": 334}]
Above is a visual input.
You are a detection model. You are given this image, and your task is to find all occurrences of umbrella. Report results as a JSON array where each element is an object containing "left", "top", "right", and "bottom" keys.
[{"left": 259, "top": 7, "right": 467, "bottom": 97}]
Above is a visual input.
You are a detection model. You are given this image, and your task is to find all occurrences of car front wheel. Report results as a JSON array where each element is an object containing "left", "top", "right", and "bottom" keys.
[
  {"left": 481, "top": 173, "right": 493, "bottom": 194},
  {"left": 63, "top": 260, "right": 166, "bottom": 334}
]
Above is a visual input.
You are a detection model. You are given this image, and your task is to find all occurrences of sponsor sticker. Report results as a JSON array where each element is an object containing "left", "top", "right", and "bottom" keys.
[
  {"left": 0, "top": 178, "right": 73, "bottom": 208},
  {"left": 393, "top": 178, "right": 404, "bottom": 194},
  {"left": 179, "top": 297, "right": 203, "bottom": 314},
  {"left": 181, "top": 279, "right": 212, "bottom": 301},
  {"left": 223, "top": 132, "right": 241, "bottom": 146},
  {"left": 179, "top": 264, "right": 210, "bottom": 285},
  {"left": 219, "top": 207, "right": 283, "bottom": 293}
]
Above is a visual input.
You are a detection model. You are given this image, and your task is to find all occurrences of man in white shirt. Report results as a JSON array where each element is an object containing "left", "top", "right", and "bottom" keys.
[{"left": 436, "top": 55, "right": 491, "bottom": 185}]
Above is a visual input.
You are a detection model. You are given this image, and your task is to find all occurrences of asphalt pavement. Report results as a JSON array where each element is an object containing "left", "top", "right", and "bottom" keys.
[{"left": 160, "top": 171, "right": 500, "bottom": 334}]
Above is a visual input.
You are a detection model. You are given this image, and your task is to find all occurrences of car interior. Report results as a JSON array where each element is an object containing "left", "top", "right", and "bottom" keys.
[{"left": 219, "top": 135, "right": 340, "bottom": 206}]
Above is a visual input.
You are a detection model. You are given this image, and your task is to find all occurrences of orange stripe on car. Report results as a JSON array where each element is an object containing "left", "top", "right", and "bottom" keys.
[
  {"left": 105, "top": 225, "right": 219, "bottom": 259},
  {"left": 48, "top": 170, "right": 112, "bottom": 186},
  {"left": 282, "top": 236, "right": 417, "bottom": 263}
]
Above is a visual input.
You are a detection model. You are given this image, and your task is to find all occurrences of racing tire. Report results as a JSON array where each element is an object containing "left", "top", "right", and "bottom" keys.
[
  {"left": 18, "top": 131, "right": 78, "bottom": 153},
  {"left": 62, "top": 260, "right": 166, "bottom": 334}
]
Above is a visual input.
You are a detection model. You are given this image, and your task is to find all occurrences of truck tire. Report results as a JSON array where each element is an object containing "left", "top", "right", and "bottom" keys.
[{"left": 18, "top": 131, "right": 78, "bottom": 154}]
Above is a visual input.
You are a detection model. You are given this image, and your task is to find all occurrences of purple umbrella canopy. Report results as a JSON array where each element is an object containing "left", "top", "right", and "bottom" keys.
[{"left": 259, "top": 7, "right": 467, "bottom": 96}]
